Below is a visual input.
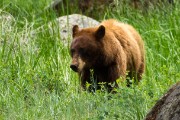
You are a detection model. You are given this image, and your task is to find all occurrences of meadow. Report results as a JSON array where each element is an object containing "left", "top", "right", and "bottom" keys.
[{"left": 0, "top": 0, "right": 179, "bottom": 119}]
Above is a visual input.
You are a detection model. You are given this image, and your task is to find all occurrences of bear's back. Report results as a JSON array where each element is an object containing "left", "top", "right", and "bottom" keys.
[
  {"left": 101, "top": 19, "right": 144, "bottom": 73},
  {"left": 101, "top": 19, "right": 136, "bottom": 49},
  {"left": 101, "top": 19, "right": 144, "bottom": 60}
]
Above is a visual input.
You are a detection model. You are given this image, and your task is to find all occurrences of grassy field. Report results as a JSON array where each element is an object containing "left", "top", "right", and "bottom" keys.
[{"left": 0, "top": 0, "right": 179, "bottom": 119}]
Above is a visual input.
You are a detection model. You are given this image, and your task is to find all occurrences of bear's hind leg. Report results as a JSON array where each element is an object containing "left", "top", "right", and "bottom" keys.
[{"left": 137, "top": 62, "right": 145, "bottom": 81}]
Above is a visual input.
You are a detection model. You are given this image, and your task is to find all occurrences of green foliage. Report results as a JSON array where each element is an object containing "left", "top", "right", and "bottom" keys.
[{"left": 0, "top": 0, "right": 179, "bottom": 119}]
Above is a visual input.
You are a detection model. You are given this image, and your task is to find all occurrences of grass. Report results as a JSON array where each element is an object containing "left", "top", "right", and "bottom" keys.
[{"left": 0, "top": 0, "right": 179, "bottom": 119}]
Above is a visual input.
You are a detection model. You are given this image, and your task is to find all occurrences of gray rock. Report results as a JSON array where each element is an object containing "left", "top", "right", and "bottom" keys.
[
  {"left": 0, "top": 10, "right": 15, "bottom": 44},
  {"left": 0, "top": 9, "right": 15, "bottom": 37},
  {"left": 57, "top": 14, "right": 99, "bottom": 38},
  {"left": 0, "top": 9, "right": 14, "bottom": 22},
  {"left": 145, "top": 82, "right": 180, "bottom": 120},
  {"left": 34, "top": 14, "right": 99, "bottom": 47},
  {"left": 47, "top": 14, "right": 99, "bottom": 45}
]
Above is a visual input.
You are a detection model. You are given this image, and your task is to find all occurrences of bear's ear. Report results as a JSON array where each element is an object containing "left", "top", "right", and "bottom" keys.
[
  {"left": 72, "top": 25, "right": 79, "bottom": 38},
  {"left": 95, "top": 25, "right": 105, "bottom": 40}
]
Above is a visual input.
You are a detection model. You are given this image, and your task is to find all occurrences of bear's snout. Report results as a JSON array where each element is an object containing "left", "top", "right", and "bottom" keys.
[{"left": 70, "top": 64, "right": 78, "bottom": 72}]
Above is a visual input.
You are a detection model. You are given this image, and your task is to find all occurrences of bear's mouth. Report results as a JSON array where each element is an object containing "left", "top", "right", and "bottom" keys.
[{"left": 70, "top": 64, "right": 79, "bottom": 72}]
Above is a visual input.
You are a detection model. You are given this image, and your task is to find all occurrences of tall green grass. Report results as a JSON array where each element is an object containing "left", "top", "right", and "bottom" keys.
[{"left": 0, "top": 0, "right": 179, "bottom": 119}]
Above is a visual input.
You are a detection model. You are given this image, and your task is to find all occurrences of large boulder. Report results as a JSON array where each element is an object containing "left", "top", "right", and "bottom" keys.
[
  {"left": 56, "top": 14, "right": 99, "bottom": 38},
  {"left": 46, "top": 14, "right": 99, "bottom": 45},
  {"left": 145, "top": 82, "right": 180, "bottom": 120}
]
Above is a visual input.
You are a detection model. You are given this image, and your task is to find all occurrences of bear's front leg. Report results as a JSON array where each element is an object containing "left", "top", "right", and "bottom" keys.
[
  {"left": 94, "top": 64, "right": 123, "bottom": 92},
  {"left": 79, "top": 69, "right": 90, "bottom": 90}
]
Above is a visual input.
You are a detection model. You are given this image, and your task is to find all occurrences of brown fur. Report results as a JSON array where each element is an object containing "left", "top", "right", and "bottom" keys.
[{"left": 70, "top": 19, "right": 145, "bottom": 92}]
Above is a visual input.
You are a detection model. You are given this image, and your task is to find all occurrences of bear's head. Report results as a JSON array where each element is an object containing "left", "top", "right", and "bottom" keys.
[{"left": 70, "top": 25, "right": 105, "bottom": 72}]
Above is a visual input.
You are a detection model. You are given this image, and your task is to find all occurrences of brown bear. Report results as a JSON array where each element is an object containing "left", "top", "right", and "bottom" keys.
[{"left": 70, "top": 19, "right": 145, "bottom": 92}]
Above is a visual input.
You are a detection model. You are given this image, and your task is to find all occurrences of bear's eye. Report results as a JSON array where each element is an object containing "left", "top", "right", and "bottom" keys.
[
  {"left": 70, "top": 49, "right": 75, "bottom": 57},
  {"left": 79, "top": 48, "right": 85, "bottom": 55},
  {"left": 79, "top": 48, "right": 91, "bottom": 58}
]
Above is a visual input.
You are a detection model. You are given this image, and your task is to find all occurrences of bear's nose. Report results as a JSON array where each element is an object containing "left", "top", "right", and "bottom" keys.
[{"left": 70, "top": 64, "right": 78, "bottom": 72}]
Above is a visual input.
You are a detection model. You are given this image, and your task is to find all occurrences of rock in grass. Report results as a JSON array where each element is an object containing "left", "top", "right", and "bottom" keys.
[
  {"left": 0, "top": 9, "right": 14, "bottom": 22},
  {"left": 0, "top": 9, "right": 15, "bottom": 44},
  {"left": 0, "top": 9, "right": 15, "bottom": 36},
  {"left": 47, "top": 14, "right": 99, "bottom": 45},
  {"left": 145, "top": 82, "right": 180, "bottom": 120}
]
